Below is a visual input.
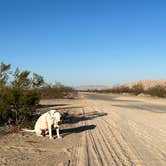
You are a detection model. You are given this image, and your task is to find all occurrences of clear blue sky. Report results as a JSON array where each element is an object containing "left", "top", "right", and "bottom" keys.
[{"left": 0, "top": 0, "right": 166, "bottom": 86}]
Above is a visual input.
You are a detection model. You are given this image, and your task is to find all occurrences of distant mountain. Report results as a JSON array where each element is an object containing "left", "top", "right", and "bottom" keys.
[
  {"left": 76, "top": 80, "right": 166, "bottom": 91},
  {"left": 75, "top": 85, "right": 111, "bottom": 90},
  {"left": 123, "top": 80, "right": 166, "bottom": 90}
]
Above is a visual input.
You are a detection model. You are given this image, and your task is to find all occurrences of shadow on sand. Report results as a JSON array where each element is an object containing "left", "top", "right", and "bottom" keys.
[
  {"left": 62, "top": 111, "right": 108, "bottom": 124},
  {"left": 53, "top": 125, "right": 96, "bottom": 137},
  {"left": 53, "top": 110, "right": 107, "bottom": 137},
  {"left": 37, "top": 103, "right": 83, "bottom": 114},
  {"left": 38, "top": 104, "right": 68, "bottom": 109},
  {"left": 37, "top": 103, "right": 107, "bottom": 137}
]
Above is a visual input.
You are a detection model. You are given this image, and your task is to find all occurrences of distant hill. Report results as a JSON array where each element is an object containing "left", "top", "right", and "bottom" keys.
[
  {"left": 123, "top": 80, "right": 166, "bottom": 90},
  {"left": 76, "top": 80, "right": 166, "bottom": 91}
]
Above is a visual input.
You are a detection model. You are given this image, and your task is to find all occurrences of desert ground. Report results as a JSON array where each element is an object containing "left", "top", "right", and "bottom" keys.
[{"left": 1, "top": 92, "right": 166, "bottom": 166}]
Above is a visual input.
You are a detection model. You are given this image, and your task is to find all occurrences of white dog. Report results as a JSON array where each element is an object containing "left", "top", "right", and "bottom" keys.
[{"left": 23, "top": 110, "right": 62, "bottom": 139}]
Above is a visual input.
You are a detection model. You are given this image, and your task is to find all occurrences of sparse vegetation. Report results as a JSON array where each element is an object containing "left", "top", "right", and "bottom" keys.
[
  {"left": 145, "top": 85, "right": 166, "bottom": 98},
  {"left": 0, "top": 63, "right": 43, "bottom": 126},
  {"left": 86, "top": 83, "right": 166, "bottom": 98},
  {"left": 38, "top": 83, "right": 77, "bottom": 99},
  {"left": 131, "top": 84, "right": 144, "bottom": 95},
  {"left": 0, "top": 62, "right": 77, "bottom": 126}
]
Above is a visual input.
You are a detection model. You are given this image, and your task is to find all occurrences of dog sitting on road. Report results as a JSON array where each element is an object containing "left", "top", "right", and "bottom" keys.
[{"left": 23, "top": 110, "right": 62, "bottom": 139}]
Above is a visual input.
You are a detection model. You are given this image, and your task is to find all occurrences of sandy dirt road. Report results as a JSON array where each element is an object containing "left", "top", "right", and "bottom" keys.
[
  {"left": 1, "top": 93, "right": 166, "bottom": 165},
  {"left": 78, "top": 93, "right": 166, "bottom": 166}
]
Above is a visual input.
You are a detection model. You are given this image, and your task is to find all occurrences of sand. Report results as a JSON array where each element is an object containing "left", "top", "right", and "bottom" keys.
[{"left": 1, "top": 93, "right": 166, "bottom": 166}]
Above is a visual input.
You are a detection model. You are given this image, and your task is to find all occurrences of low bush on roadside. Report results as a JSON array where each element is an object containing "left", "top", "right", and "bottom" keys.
[
  {"left": 0, "top": 89, "right": 13, "bottom": 123},
  {"left": 0, "top": 62, "right": 77, "bottom": 127},
  {"left": 38, "top": 83, "right": 77, "bottom": 99},
  {"left": 0, "top": 62, "right": 42, "bottom": 126},
  {"left": 109, "top": 86, "right": 132, "bottom": 94},
  {"left": 0, "top": 88, "right": 40, "bottom": 124},
  {"left": 87, "top": 86, "right": 132, "bottom": 94},
  {"left": 131, "top": 84, "right": 144, "bottom": 95},
  {"left": 145, "top": 85, "right": 166, "bottom": 98}
]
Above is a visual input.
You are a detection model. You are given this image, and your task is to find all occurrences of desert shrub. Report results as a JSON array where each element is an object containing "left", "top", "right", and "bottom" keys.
[
  {"left": 0, "top": 63, "right": 11, "bottom": 88},
  {"left": 17, "top": 89, "right": 40, "bottom": 123},
  {"left": 104, "top": 84, "right": 144, "bottom": 95},
  {"left": 94, "top": 86, "right": 132, "bottom": 94},
  {"left": 0, "top": 89, "right": 13, "bottom": 123},
  {"left": 0, "top": 62, "right": 77, "bottom": 126},
  {"left": 38, "top": 84, "right": 77, "bottom": 99},
  {"left": 87, "top": 83, "right": 166, "bottom": 98},
  {"left": 131, "top": 84, "right": 144, "bottom": 95},
  {"left": 0, "top": 88, "right": 40, "bottom": 125},
  {"left": 0, "top": 63, "right": 42, "bottom": 125},
  {"left": 145, "top": 85, "right": 166, "bottom": 98},
  {"left": 12, "top": 68, "right": 31, "bottom": 89},
  {"left": 110, "top": 86, "right": 131, "bottom": 94},
  {"left": 32, "top": 73, "right": 45, "bottom": 88}
]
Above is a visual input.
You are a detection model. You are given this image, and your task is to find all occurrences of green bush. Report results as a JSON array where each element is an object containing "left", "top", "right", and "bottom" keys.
[
  {"left": 0, "top": 88, "right": 40, "bottom": 125},
  {"left": 0, "top": 89, "right": 13, "bottom": 123},
  {"left": 0, "top": 62, "right": 77, "bottom": 126},
  {"left": 38, "top": 85, "right": 77, "bottom": 99},
  {"left": 0, "top": 62, "right": 42, "bottom": 125},
  {"left": 17, "top": 89, "right": 40, "bottom": 123}
]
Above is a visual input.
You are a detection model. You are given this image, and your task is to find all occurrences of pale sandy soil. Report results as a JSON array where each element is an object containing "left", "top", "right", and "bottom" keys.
[{"left": 1, "top": 93, "right": 166, "bottom": 166}]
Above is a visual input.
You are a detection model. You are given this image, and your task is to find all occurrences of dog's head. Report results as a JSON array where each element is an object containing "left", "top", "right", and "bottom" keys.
[{"left": 49, "top": 110, "right": 62, "bottom": 125}]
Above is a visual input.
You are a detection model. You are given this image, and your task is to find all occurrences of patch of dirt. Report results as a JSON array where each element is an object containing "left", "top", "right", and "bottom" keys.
[{"left": 1, "top": 95, "right": 166, "bottom": 165}]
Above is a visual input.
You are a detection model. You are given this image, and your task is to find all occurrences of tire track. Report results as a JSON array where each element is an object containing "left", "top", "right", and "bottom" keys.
[
  {"left": 70, "top": 97, "right": 166, "bottom": 166},
  {"left": 101, "top": 118, "right": 141, "bottom": 165},
  {"left": 83, "top": 107, "right": 105, "bottom": 166},
  {"left": 91, "top": 106, "right": 136, "bottom": 165},
  {"left": 83, "top": 106, "right": 129, "bottom": 165},
  {"left": 82, "top": 102, "right": 142, "bottom": 166}
]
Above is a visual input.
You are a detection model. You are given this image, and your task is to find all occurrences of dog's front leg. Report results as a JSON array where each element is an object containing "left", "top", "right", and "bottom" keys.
[
  {"left": 56, "top": 126, "right": 61, "bottom": 138},
  {"left": 48, "top": 124, "right": 53, "bottom": 139}
]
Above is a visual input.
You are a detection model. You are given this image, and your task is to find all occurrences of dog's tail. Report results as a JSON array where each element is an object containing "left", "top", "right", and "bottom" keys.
[{"left": 22, "top": 129, "right": 35, "bottom": 132}]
